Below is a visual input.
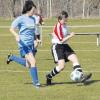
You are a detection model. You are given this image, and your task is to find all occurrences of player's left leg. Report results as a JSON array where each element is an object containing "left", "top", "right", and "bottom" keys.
[
  {"left": 46, "top": 59, "right": 65, "bottom": 85},
  {"left": 36, "top": 35, "right": 41, "bottom": 44},
  {"left": 34, "top": 40, "right": 38, "bottom": 56},
  {"left": 34, "top": 34, "right": 41, "bottom": 56},
  {"left": 25, "top": 52, "right": 40, "bottom": 87}
]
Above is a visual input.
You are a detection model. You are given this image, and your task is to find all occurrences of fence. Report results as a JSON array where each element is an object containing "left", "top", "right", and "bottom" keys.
[
  {"left": 0, "top": 0, "right": 100, "bottom": 18},
  {"left": 40, "top": 25, "right": 100, "bottom": 46},
  {"left": 0, "top": 25, "right": 100, "bottom": 46}
]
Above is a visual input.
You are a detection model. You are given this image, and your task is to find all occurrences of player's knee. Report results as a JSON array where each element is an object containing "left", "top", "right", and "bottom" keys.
[
  {"left": 26, "top": 58, "right": 36, "bottom": 67},
  {"left": 58, "top": 65, "right": 65, "bottom": 71},
  {"left": 30, "top": 61, "right": 36, "bottom": 67},
  {"left": 58, "top": 61, "right": 65, "bottom": 70},
  {"left": 68, "top": 54, "right": 79, "bottom": 63},
  {"left": 61, "top": 66, "right": 65, "bottom": 71}
]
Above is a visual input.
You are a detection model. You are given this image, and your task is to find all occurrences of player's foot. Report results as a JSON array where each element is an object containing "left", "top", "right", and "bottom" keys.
[
  {"left": 35, "top": 82, "right": 41, "bottom": 86},
  {"left": 46, "top": 75, "right": 52, "bottom": 85},
  {"left": 34, "top": 82, "right": 41, "bottom": 88},
  {"left": 7, "top": 54, "right": 12, "bottom": 64},
  {"left": 81, "top": 73, "right": 92, "bottom": 83}
]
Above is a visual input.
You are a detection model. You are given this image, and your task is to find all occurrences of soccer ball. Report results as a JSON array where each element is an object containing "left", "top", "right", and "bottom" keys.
[{"left": 70, "top": 70, "right": 83, "bottom": 82}]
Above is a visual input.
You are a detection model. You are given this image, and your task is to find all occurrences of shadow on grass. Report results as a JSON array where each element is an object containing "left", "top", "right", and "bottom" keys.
[
  {"left": 83, "top": 79, "right": 100, "bottom": 85},
  {"left": 24, "top": 79, "right": 100, "bottom": 87}
]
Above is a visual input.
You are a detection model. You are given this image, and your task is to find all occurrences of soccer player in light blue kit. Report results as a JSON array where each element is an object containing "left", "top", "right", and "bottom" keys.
[{"left": 7, "top": 0, "right": 40, "bottom": 88}]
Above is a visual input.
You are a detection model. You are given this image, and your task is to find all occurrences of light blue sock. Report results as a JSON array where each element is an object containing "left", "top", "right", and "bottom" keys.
[
  {"left": 10, "top": 55, "right": 26, "bottom": 66},
  {"left": 30, "top": 67, "right": 39, "bottom": 85}
]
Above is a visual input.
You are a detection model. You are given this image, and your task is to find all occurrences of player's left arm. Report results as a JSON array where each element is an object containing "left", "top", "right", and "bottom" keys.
[{"left": 61, "top": 32, "right": 75, "bottom": 43}]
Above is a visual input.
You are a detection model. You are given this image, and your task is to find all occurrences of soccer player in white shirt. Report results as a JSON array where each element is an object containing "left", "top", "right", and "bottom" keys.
[
  {"left": 33, "top": 10, "right": 44, "bottom": 55},
  {"left": 46, "top": 11, "right": 92, "bottom": 85},
  {"left": 33, "top": 10, "right": 44, "bottom": 48}
]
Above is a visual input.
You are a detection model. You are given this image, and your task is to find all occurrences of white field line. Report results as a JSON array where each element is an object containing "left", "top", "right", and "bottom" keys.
[
  {"left": 70, "top": 42, "right": 96, "bottom": 43},
  {"left": 1, "top": 25, "right": 100, "bottom": 28},
  {"left": 42, "top": 25, "right": 100, "bottom": 28},
  {"left": 0, "top": 69, "right": 100, "bottom": 73},
  {"left": 0, "top": 49, "right": 100, "bottom": 52},
  {"left": 0, "top": 70, "right": 100, "bottom": 73},
  {"left": 0, "top": 33, "right": 100, "bottom": 36},
  {"left": 0, "top": 41, "right": 97, "bottom": 44},
  {"left": 44, "top": 42, "right": 97, "bottom": 44}
]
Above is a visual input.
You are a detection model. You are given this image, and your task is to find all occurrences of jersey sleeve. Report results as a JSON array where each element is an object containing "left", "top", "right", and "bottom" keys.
[{"left": 11, "top": 17, "right": 21, "bottom": 29}]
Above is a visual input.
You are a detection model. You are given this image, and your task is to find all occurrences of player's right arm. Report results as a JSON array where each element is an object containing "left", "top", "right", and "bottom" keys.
[
  {"left": 10, "top": 17, "right": 20, "bottom": 42},
  {"left": 10, "top": 28, "right": 20, "bottom": 42}
]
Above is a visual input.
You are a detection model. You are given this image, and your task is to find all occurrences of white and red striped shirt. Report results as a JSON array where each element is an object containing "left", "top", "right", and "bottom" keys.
[{"left": 51, "top": 22, "right": 69, "bottom": 44}]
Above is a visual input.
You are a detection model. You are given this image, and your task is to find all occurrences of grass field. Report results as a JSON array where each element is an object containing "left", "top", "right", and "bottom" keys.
[{"left": 0, "top": 18, "right": 100, "bottom": 100}]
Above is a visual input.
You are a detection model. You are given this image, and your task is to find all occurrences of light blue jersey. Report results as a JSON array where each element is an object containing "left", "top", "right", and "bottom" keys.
[
  {"left": 62, "top": 24, "right": 69, "bottom": 37},
  {"left": 11, "top": 15, "right": 36, "bottom": 47}
]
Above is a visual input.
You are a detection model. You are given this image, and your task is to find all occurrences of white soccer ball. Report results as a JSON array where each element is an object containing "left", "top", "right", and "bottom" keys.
[{"left": 70, "top": 70, "right": 83, "bottom": 82}]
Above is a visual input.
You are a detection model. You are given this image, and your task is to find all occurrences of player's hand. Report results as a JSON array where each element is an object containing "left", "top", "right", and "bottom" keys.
[
  {"left": 42, "top": 22, "right": 44, "bottom": 25},
  {"left": 37, "top": 39, "right": 41, "bottom": 44},
  {"left": 60, "top": 38, "right": 66, "bottom": 44},
  {"left": 70, "top": 32, "right": 75, "bottom": 37},
  {"left": 61, "top": 32, "right": 75, "bottom": 43},
  {"left": 15, "top": 35, "right": 20, "bottom": 42}
]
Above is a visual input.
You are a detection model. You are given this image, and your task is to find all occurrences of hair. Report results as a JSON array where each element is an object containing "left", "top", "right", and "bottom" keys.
[
  {"left": 22, "top": 0, "right": 36, "bottom": 14},
  {"left": 58, "top": 11, "right": 68, "bottom": 21}
]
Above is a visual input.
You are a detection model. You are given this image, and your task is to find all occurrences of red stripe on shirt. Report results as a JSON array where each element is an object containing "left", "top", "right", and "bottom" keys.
[
  {"left": 59, "top": 23, "right": 64, "bottom": 39},
  {"left": 54, "top": 23, "right": 64, "bottom": 41}
]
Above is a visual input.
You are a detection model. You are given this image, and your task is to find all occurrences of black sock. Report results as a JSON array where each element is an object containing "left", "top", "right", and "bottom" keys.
[
  {"left": 47, "top": 67, "right": 60, "bottom": 79},
  {"left": 73, "top": 65, "right": 82, "bottom": 72},
  {"left": 34, "top": 49, "right": 37, "bottom": 56}
]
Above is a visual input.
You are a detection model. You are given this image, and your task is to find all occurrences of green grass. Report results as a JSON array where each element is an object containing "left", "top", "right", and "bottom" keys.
[{"left": 0, "top": 18, "right": 100, "bottom": 100}]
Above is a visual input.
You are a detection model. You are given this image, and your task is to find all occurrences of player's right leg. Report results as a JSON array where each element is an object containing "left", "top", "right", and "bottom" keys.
[
  {"left": 46, "top": 59, "right": 65, "bottom": 85},
  {"left": 46, "top": 44, "right": 65, "bottom": 85},
  {"left": 7, "top": 54, "right": 27, "bottom": 66},
  {"left": 7, "top": 54, "right": 30, "bottom": 67},
  {"left": 6, "top": 46, "right": 30, "bottom": 67},
  {"left": 7, "top": 54, "right": 12, "bottom": 64}
]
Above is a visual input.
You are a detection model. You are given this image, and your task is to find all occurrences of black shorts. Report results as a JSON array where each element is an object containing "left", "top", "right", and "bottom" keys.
[
  {"left": 34, "top": 35, "right": 40, "bottom": 40},
  {"left": 51, "top": 44, "right": 75, "bottom": 63}
]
